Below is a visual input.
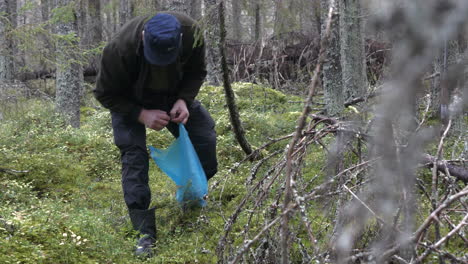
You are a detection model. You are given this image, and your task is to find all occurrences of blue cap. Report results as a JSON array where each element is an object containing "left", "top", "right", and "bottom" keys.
[{"left": 144, "top": 14, "right": 182, "bottom": 66}]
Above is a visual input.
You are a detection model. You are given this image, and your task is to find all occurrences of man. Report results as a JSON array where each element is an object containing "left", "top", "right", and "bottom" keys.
[{"left": 93, "top": 12, "right": 217, "bottom": 257}]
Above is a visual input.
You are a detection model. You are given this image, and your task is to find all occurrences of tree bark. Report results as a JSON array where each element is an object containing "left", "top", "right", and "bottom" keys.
[
  {"left": 41, "top": 0, "right": 49, "bottom": 22},
  {"left": 167, "top": 0, "right": 190, "bottom": 14},
  {"left": 340, "top": 0, "right": 367, "bottom": 100},
  {"left": 55, "top": 0, "right": 82, "bottom": 128},
  {"left": 218, "top": 0, "right": 253, "bottom": 157},
  {"left": 254, "top": 1, "right": 261, "bottom": 42},
  {"left": 0, "top": 0, "right": 15, "bottom": 82},
  {"left": 321, "top": 0, "right": 343, "bottom": 116},
  {"left": 203, "top": 0, "right": 222, "bottom": 85},
  {"left": 88, "top": 0, "right": 102, "bottom": 45},
  {"left": 87, "top": 0, "right": 103, "bottom": 72},
  {"left": 231, "top": 0, "right": 242, "bottom": 41},
  {"left": 189, "top": 0, "right": 202, "bottom": 20},
  {"left": 119, "top": 0, "right": 134, "bottom": 27}
]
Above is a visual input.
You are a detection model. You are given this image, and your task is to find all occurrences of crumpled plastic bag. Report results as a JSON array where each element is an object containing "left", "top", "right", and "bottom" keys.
[{"left": 149, "top": 123, "right": 208, "bottom": 207}]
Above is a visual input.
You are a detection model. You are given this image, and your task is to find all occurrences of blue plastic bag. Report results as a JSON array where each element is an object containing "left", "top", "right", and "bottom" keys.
[{"left": 149, "top": 123, "right": 208, "bottom": 207}]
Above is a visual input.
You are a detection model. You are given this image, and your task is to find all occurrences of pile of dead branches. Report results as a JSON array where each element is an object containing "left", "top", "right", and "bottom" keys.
[{"left": 214, "top": 1, "right": 468, "bottom": 263}]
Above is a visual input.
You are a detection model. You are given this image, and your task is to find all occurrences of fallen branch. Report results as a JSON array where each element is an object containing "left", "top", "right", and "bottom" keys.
[
  {"left": 422, "top": 154, "right": 468, "bottom": 183},
  {"left": 0, "top": 167, "right": 29, "bottom": 175},
  {"left": 415, "top": 212, "right": 468, "bottom": 263},
  {"left": 309, "top": 114, "right": 468, "bottom": 183},
  {"left": 380, "top": 186, "right": 468, "bottom": 261}
]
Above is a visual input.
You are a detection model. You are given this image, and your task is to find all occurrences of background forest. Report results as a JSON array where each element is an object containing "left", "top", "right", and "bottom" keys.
[{"left": 0, "top": 0, "right": 467, "bottom": 263}]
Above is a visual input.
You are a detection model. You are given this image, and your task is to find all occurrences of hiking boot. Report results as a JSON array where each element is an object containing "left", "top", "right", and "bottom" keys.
[
  {"left": 128, "top": 207, "right": 156, "bottom": 258},
  {"left": 135, "top": 234, "right": 155, "bottom": 258}
]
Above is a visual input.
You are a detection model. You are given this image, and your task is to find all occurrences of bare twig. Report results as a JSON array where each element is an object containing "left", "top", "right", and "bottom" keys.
[
  {"left": 0, "top": 167, "right": 29, "bottom": 174},
  {"left": 415, "top": 213, "right": 468, "bottom": 263},
  {"left": 380, "top": 186, "right": 468, "bottom": 260},
  {"left": 281, "top": 1, "right": 337, "bottom": 263},
  {"left": 343, "top": 185, "right": 402, "bottom": 234}
]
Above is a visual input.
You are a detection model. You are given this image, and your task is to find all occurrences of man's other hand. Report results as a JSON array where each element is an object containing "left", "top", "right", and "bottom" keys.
[
  {"left": 138, "top": 109, "right": 171, "bottom": 131},
  {"left": 170, "top": 99, "right": 189, "bottom": 124}
]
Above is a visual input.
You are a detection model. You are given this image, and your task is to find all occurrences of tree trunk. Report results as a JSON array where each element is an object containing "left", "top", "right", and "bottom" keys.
[
  {"left": 218, "top": 0, "right": 253, "bottom": 157},
  {"left": 88, "top": 0, "right": 103, "bottom": 72},
  {"left": 274, "top": 0, "right": 297, "bottom": 37},
  {"left": 119, "top": 0, "right": 134, "bottom": 27},
  {"left": 340, "top": 0, "right": 367, "bottom": 100},
  {"left": 231, "top": 0, "right": 242, "bottom": 41},
  {"left": 55, "top": 0, "right": 82, "bottom": 128},
  {"left": 189, "top": 0, "right": 202, "bottom": 20},
  {"left": 203, "top": 0, "right": 222, "bottom": 85},
  {"left": 254, "top": 1, "right": 261, "bottom": 42},
  {"left": 321, "top": 0, "right": 343, "bottom": 116},
  {"left": 0, "top": 0, "right": 15, "bottom": 82},
  {"left": 88, "top": 0, "right": 103, "bottom": 45},
  {"left": 41, "top": 0, "right": 49, "bottom": 21},
  {"left": 167, "top": 0, "right": 189, "bottom": 14}
]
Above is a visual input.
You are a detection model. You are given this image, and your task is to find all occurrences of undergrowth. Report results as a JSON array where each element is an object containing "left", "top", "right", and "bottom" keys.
[{"left": 0, "top": 83, "right": 309, "bottom": 263}]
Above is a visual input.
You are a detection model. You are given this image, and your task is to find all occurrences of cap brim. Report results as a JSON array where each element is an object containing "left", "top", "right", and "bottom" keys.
[{"left": 144, "top": 42, "right": 180, "bottom": 66}]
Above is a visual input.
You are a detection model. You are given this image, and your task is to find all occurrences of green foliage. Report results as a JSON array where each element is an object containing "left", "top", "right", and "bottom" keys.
[{"left": 50, "top": 3, "right": 76, "bottom": 25}]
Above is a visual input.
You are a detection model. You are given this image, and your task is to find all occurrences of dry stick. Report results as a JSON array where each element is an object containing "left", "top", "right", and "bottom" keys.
[
  {"left": 246, "top": 150, "right": 282, "bottom": 185},
  {"left": 216, "top": 158, "right": 285, "bottom": 261},
  {"left": 415, "top": 212, "right": 468, "bottom": 263},
  {"left": 442, "top": 215, "right": 468, "bottom": 244},
  {"left": 229, "top": 185, "right": 343, "bottom": 264},
  {"left": 280, "top": 1, "right": 336, "bottom": 263},
  {"left": 415, "top": 94, "right": 432, "bottom": 132},
  {"left": 430, "top": 120, "right": 452, "bottom": 257},
  {"left": 0, "top": 168, "right": 29, "bottom": 174},
  {"left": 379, "top": 186, "right": 468, "bottom": 260},
  {"left": 311, "top": 113, "right": 468, "bottom": 182},
  {"left": 342, "top": 185, "right": 402, "bottom": 234}
]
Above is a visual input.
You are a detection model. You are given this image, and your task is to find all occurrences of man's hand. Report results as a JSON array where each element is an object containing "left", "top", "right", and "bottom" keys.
[
  {"left": 170, "top": 99, "right": 189, "bottom": 124},
  {"left": 138, "top": 109, "right": 171, "bottom": 131}
]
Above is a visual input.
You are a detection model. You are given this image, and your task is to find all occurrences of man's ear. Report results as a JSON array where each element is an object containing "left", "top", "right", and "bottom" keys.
[{"left": 142, "top": 30, "right": 145, "bottom": 41}]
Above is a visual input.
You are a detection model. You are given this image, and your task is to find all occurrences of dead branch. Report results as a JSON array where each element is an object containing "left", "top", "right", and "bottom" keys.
[
  {"left": 281, "top": 1, "right": 337, "bottom": 262},
  {"left": 380, "top": 186, "right": 468, "bottom": 261},
  {"left": 422, "top": 154, "right": 468, "bottom": 183},
  {"left": 310, "top": 114, "right": 468, "bottom": 183},
  {"left": 415, "top": 212, "right": 468, "bottom": 263},
  {"left": 0, "top": 167, "right": 29, "bottom": 174}
]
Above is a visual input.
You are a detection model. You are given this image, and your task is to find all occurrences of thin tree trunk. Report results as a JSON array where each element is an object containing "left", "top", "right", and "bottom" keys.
[
  {"left": 254, "top": 1, "right": 261, "bottom": 42},
  {"left": 321, "top": 0, "right": 343, "bottom": 116},
  {"left": 218, "top": 0, "right": 253, "bottom": 157},
  {"left": 88, "top": 0, "right": 102, "bottom": 45},
  {"left": 274, "top": 0, "right": 286, "bottom": 36},
  {"left": 231, "top": 0, "right": 241, "bottom": 41},
  {"left": 55, "top": 0, "right": 82, "bottom": 128},
  {"left": 204, "top": 0, "right": 222, "bottom": 85},
  {"left": 41, "top": 0, "right": 49, "bottom": 22},
  {"left": 190, "top": 0, "right": 202, "bottom": 20},
  {"left": 0, "top": 0, "right": 15, "bottom": 82},
  {"left": 119, "top": 0, "right": 134, "bottom": 27},
  {"left": 88, "top": 0, "right": 102, "bottom": 71},
  {"left": 167, "top": 0, "right": 189, "bottom": 14},
  {"left": 340, "top": 0, "right": 367, "bottom": 100}
]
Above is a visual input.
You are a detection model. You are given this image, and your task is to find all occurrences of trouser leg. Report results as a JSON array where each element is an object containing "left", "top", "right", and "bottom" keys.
[
  {"left": 166, "top": 100, "right": 218, "bottom": 180},
  {"left": 111, "top": 112, "right": 151, "bottom": 210}
]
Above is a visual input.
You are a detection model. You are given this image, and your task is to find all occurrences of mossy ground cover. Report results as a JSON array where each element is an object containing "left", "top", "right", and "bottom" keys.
[{"left": 0, "top": 83, "right": 314, "bottom": 263}]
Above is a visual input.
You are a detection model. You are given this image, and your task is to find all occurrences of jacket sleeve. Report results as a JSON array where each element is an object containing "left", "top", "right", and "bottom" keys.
[
  {"left": 176, "top": 38, "right": 207, "bottom": 106},
  {"left": 93, "top": 43, "right": 142, "bottom": 121}
]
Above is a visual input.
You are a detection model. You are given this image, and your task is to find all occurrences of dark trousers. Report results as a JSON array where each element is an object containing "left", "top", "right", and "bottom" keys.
[{"left": 111, "top": 100, "right": 217, "bottom": 210}]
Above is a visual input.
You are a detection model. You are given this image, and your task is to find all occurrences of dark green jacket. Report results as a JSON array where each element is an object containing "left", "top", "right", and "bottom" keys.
[{"left": 93, "top": 12, "right": 207, "bottom": 121}]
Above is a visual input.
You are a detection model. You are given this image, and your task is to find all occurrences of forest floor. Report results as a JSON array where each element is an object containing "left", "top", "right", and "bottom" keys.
[
  {"left": 1, "top": 82, "right": 466, "bottom": 263},
  {"left": 0, "top": 83, "right": 307, "bottom": 263}
]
